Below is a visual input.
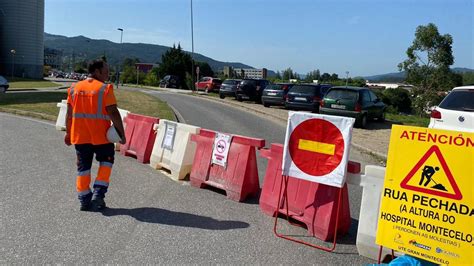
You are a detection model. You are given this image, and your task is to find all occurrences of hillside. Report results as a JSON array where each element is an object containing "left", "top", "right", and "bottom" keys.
[
  {"left": 44, "top": 33, "right": 254, "bottom": 71},
  {"left": 364, "top": 67, "right": 474, "bottom": 82}
]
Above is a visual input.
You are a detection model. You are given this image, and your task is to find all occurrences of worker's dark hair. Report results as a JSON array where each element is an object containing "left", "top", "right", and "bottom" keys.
[{"left": 88, "top": 59, "right": 107, "bottom": 74}]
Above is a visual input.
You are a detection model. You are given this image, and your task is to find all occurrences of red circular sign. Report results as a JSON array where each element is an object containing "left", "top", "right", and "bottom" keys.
[{"left": 289, "top": 118, "right": 345, "bottom": 176}]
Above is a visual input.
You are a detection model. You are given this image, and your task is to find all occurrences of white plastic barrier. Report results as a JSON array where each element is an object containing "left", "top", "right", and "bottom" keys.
[
  {"left": 346, "top": 165, "right": 402, "bottom": 261},
  {"left": 55, "top": 100, "right": 68, "bottom": 131},
  {"left": 114, "top": 108, "right": 130, "bottom": 151},
  {"left": 150, "top": 119, "right": 200, "bottom": 180}
]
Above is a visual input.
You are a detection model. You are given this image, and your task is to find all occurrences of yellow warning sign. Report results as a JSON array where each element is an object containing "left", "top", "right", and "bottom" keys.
[{"left": 376, "top": 125, "right": 474, "bottom": 265}]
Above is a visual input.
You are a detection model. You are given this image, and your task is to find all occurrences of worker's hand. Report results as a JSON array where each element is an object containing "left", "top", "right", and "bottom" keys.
[
  {"left": 64, "top": 133, "right": 72, "bottom": 146},
  {"left": 119, "top": 136, "right": 126, "bottom": 145}
]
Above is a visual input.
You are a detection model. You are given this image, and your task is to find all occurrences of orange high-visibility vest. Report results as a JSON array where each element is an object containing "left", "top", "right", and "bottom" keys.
[{"left": 67, "top": 78, "right": 117, "bottom": 145}]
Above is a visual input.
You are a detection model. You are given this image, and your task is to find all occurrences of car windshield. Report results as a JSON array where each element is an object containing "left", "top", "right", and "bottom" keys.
[
  {"left": 290, "top": 85, "right": 316, "bottom": 94},
  {"left": 241, "top": 80, "right": 257, "bottom": 86},
  {"left": 438, "top": 89, "right": 474, "bottom": 111},
  {"left": 223, "top": 80, "right": 239, "bottom": 85},
  {"left": 265, "top": 84, "right": 284, "bottom": 90},
  {"left": 325, "top": 89, "right": 359, "bottom": 101}
]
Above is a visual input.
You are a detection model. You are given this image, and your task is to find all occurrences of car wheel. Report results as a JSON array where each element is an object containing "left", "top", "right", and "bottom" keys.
[
  {"left": 263, "top": 102, "right": 270, "bottom": 107},
  {"left": 0, "top": 86, "right": 6, "bottom": 93},
  {"left": 357, "top": 115, "right": 368, "bottom": 128},
  {"left": 219, "top": 94, "right": 225, "bottom": 99},
  {"left": 378, "top": 111, "right": 385, "bottom": 122},
  {"left": 236, "top": 95, "right": 243, "bottom": 102}
]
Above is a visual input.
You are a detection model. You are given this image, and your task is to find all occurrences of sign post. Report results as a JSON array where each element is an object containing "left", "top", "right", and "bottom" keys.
[
  {"left": 376, "top": 125, "right": 473, "bottom": 265},
  {"left": 276, "top": 112, "right": 355, "bottom": 251}
]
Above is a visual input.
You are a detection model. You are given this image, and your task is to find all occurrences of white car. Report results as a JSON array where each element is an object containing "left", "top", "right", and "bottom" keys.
[
  {"left": 0, "top": 75, "right": 9, "bottom": 93},
  {"left": 428, "top": 86, "right": 474, "bottom": 132}
]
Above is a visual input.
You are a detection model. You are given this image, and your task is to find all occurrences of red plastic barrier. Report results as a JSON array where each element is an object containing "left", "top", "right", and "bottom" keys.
[
  {"left": 120, "top": 113, "right": 159, "bottom": 164},
  {"left": 259, "top": 143, "right": 361, "bottom": 241},
  {"left": 190, "top": 129, "right": 265, "bottom": 202}
]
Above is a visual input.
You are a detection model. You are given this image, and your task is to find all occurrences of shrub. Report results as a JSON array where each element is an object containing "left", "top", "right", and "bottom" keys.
[{"left": 381, "top": 88, "right": 412, "bottom": 113}]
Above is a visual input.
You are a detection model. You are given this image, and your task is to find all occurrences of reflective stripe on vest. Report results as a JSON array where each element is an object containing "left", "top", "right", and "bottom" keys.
[{"left": 72, "top": 83, "right": 110, "bottom": 121}]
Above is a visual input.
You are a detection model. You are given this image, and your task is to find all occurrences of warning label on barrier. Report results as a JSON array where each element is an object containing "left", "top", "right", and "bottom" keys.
[
  {"left": 212, "top": 132, "right": 232, "bottom": 167},
  {"left": 161, "top": 121, "right": 177, "bottom": 151},
  {"left": 376, "top": 125, "right": 474, "bottom": 265},
  {"left": 282, "top": 112, "right": 355, "bottom": 188}
]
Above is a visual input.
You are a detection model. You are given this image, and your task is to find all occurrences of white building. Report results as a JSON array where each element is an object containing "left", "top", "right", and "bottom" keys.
[
  {"left": 234, "top": 68, "right": 268, "bottom": 79},
  {"left": 366, "top": 81, "right": 414, "bottom": 91}
]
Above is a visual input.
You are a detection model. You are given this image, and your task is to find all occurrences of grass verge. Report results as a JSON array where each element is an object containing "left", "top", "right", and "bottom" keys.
[
  {"left": 0, "top": 89, "right": 176, "bottom": 121},
  {"left": 386, "top": 113, "right": 430, "bottom": 127},
  {"left": 7, "top": 78, "right": 62, "bottom": 89}
]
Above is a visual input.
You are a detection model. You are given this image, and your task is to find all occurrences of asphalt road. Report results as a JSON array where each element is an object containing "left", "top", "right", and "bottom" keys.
[{"left": 1, "top": 88, "right": 378, "bottom": 264}]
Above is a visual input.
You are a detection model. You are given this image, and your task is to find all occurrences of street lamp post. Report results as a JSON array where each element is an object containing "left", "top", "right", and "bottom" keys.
[
  {"left": 10, "top": 49, "right": 16, "bottom": 79},
  {"left": 190, "top": 0, "right": 195, "bottom": 91},
  {"left": 117, "top": 28, "right": 124, "bottom": 88},
  {"left": 345, "top": 71, "right": 349, "bottom": 87}
]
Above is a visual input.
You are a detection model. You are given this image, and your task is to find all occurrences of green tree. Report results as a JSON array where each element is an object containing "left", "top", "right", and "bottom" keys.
[
  {"left": 320, "top": 73, "right": 331, "bottom": 82},
  {"left": 398, "top": 23, "right": 462, "bottom": 114},
  {"left": 282, "top": 67, "right": 298, "bottom": 80},
  {"left": 144, "top": 68, "right": 160, "bottom": 86},
  {"left": 275, "top": 71, "right": 282, "bottom": 80},
  {"left": 158, "top": 44, "right": 193, "bottom": 89},
  {"left": 381, "top": 88, "right": 412, "bottom": 113},
  {"left": 330, "top": 73, "right": 339, "bottom": 81},
  {"left": 462, "top": 72, "right": 474, "bottom": 85},
  {"left": 74, "top": 60, "right": 88, "bottom": 73},
  {"left": 122, "top": 58, "right": 140, "bottom": 68},
  {"left": 195, "top": 61, "right": 214, "bottom": 78},
  {"left": 305, "top": 69, "right": 320, "bottom": 82}
]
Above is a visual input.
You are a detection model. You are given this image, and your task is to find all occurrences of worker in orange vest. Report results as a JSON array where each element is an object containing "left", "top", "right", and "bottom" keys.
[{"left": 64, "top": 59, "right": 126, "bottom": 211}]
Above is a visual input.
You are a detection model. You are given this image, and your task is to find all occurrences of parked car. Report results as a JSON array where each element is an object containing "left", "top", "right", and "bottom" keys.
[
  {"left": 219, "top": 79, "right": 241, "bottom": 99},
  {"left": 159, "top": 75, "right": 180, "bottom": 88},
  {"left": 319, "top": 86, "right": 386, "bottom": 128},
  {"left": 429, "top": 86, "right": 474, "bottom": 132},
  {"left": 285, "top": 84, "right": 332, "bottom": 112},
  {"left": 261, "top": 83, "right": 294, "bottom": 107},
  {"left": 235, "top": 79, "right": 270, "bottom": 103},
  {"left": 0, "top": 75, "right": 9, "bottom": 93},
  {"left": 195, "top": 77, "right": 222, "bottom": 92}
]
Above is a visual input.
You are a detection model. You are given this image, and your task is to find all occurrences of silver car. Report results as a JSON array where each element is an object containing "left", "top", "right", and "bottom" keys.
[
  {"left": 429, "top": 86, "right": 474, "bottom": 132},
  {"left": 0, "top": 75, "right": 9, "bottom": 93}
]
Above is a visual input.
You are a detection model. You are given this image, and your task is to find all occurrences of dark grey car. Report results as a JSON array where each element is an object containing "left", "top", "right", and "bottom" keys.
[
  {"left": 0, "top": 75, "right": 9, "bottom": 93},
  {"left": 261, "top": 83, "right": 294, "bottom": 107},
  {"left": 219, "top": 79, "right": 241, "bottom": 99},
  {"left": 285, "top": 84, "right": 332, "bottom": 112}
]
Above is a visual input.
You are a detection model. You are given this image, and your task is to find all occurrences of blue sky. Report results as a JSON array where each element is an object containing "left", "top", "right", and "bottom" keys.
[{"left": 45, "top": 0, "right": 473, "bottom": 77}]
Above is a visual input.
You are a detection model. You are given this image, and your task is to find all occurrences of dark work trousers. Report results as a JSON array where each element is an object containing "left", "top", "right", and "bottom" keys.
[{"left": 75, "top": 143, "right": 115, "bottom": 205}]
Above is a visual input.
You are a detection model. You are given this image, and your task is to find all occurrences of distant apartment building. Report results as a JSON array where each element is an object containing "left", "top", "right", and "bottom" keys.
[
  {"left": 234, "top": 68, "right": 268, "bottom": 79},
  {"left": 223, "top": 66, "right": 267, "bottom": 79},
  {"left": 44, "top": 48, "right": 63, "bottom": 69}
]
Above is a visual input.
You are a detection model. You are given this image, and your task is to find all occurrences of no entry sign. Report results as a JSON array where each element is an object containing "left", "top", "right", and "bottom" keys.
[{"left": 282, "top": 112, "right": 355, "bottom": 188}]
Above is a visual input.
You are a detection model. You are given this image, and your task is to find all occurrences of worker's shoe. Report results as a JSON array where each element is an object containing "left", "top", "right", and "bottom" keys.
[
  {"left": 91, "top": 196, "right": 106, "bottom": 211},
  {"left": 79, "top": 192, "right": 93, "bottom": 211},
  {"left": 80, "top": 202, "right": 93, "bottom": 211}
]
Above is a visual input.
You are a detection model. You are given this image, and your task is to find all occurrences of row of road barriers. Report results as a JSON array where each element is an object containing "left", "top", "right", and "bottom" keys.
[{"left": 56, "top": 102, "right": 391, "bottom": 261}]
